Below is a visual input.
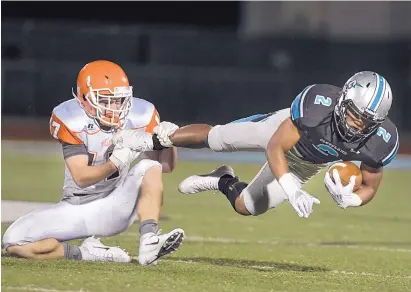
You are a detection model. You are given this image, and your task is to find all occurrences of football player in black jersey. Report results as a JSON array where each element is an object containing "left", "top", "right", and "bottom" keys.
[{"left": 114, "top": 71, "right": 398, "bottom": 219}]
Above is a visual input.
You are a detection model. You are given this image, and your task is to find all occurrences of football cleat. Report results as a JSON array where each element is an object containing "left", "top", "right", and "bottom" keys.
[
  {"left": 178, "top": 165, "right": 235, "bottom": 194},
  {"left": 79, "top": 236, "right": 131, "bottom": 263},
  {"left": 138, "top": 228, "right": 185, "bottom": 265}
]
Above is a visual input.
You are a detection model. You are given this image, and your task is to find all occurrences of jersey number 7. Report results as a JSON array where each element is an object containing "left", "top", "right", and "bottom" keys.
[
  {"left": 87, "top": 147, "right": 120, "bottom": 181},
  {"left": 51, "top": 121, "right": 61, "bottom": 139}
]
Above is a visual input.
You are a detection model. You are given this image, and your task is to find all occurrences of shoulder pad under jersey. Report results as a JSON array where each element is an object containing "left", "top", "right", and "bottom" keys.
[
  {"left": 367, "top": 119, "right": 399, "bottom": 167},
  {"left": 126, "top": 97, "right": 160, "bottom": 133},
  {"left": 291, "top": 84, "right": 340, "bottom": 129},
  {"left": 50, "top": 99, "right": 90, "bottom": 144}
]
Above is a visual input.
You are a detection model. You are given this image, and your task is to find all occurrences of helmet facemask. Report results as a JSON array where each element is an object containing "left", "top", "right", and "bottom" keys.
[
  {"left": 73, "top": 84, "right": 132, "bottom": 128},
  {"left": 334, "top": 71, "right": 392, "bottom": 144},
  {"left": 88, "top": 86, "right": 132, "bottom": 128},
  {"left": 334, "top": 91, "right": 384, "bottom": 143}
]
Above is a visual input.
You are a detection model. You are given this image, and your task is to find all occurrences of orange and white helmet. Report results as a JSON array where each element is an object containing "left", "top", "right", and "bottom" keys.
[{"left": 72, "top": 60, "right": 132, "bottom": 128}]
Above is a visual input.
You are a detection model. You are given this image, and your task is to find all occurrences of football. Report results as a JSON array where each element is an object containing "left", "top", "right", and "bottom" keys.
[{"left": 327, "top": 161, "right": 362, "bottom": 191}]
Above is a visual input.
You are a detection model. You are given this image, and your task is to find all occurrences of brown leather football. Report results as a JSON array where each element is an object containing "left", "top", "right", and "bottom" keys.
[{"left": 328, "top": 161, "right": 362, "bottom": 191}]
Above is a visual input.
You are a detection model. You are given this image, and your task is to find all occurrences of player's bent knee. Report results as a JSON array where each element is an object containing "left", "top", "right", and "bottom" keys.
[
  {"left": 2, "top": 224, "right": 25, "bottom": 251},
  {"left": 2, "top": 236, "right": 15, "bottom": 252},
  {"left": 241, "top": 189, "right": 270, "bottom": 216},
  {"left": 227, "top": 182, "right": 249, "bottom": 214},
  {"left": 234, "top": 197, "right": 251, "bottom": 216},
  {"left": 136, "top": 159, "right": 163, "bottom": 177},
  {"left": 98, "top": 160, "right": 164, "bottom": 237},
  {"left": 139, "top": 160, "right": 163, "bottom": 189}
]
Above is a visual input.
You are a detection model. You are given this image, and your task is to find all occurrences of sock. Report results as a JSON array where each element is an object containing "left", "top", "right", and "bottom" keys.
[
  {"left": 139, "top": 219, "right": 159, "bottom": 235},
  {"left": 218, "top": 175, "right": 248, "bottom": 210},
  {"left": 63, "top": 243, "right": 82, "bottom": 260}
]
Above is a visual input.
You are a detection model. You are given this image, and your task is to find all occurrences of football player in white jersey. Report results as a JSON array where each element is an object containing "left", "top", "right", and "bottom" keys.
[{"left": 2, "top": 60, "right": 185, "bottom": 265}]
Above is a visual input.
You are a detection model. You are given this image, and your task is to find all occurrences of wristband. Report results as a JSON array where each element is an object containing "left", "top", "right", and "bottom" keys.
[
  {"left": 152, "top": 134, "right": 167, "bottom": 151},
  {"left": 278, "top": 173, "right": 301, "bottom": 198},
  {"left": 349, "top": 192, "right": 362, "bottom": 207}
]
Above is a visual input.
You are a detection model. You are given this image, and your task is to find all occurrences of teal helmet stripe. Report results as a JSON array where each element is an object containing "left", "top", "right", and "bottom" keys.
[{"left": 368, "top": 73, "right": 385, "bottom": 112}]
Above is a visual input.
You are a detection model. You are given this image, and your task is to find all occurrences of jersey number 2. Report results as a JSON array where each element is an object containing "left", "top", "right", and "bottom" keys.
[
  {"left": 377, "top": 127, "right": 391, "bottom": 143},
  {"left": 314, "top": 95, "right": 332, "bottom": 107}
]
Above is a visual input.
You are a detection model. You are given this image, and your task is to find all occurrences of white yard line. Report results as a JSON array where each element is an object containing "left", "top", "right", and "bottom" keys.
[
  {"left": 123, "top": 232, "right": 411, "bottom": 254},
  {"left": 1, "top": 201, "right": 56, "bottom": 223},
  {"left": 3, "top": 200, "right": 411, "bottom": 254},
  {"left": 3, "top": 286, "right": 88, "bottom": 292},
  {"left": 329, "top": 270, "right": 411, "bottom": 279},
  {"left": 306, "top": 242, "right": 411, "bottom": 253}
]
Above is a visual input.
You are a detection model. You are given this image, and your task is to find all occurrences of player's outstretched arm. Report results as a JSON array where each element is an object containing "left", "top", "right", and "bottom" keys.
[
  {"left": 65, "top": 154, "right": 118, "bottom": 188},
  {"left": 265, "top": 118, "right": 320, "bottom": 218},
  {"left": 356, "top": 163, "right": 383, "bottom": 205},
  {"left": 167, "top": 124, "right": 212, "bottom": 149},
  {"left": 265, "top": 118, "right": 300, "bottom": 179},
  {"left": 113, "top": 123, "right": 212, "bottom": 151}
]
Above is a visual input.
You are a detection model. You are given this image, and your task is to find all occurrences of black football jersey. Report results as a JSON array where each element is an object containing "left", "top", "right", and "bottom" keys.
[{"left": 290, "top": 84, "right": 399, "bottom": 168}]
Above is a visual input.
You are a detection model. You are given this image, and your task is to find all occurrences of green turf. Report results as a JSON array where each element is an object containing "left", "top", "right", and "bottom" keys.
[{"left": 2, "top": 152, "right": 411, "bottom": 292}]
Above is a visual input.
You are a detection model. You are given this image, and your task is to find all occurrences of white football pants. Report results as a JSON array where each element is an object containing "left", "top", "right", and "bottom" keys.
[
  {"left": 207, "top": 108, "right": 327, "bottom": 215},
  {"left": 2, "top": 159, "right": 161, "bottom": 249}
]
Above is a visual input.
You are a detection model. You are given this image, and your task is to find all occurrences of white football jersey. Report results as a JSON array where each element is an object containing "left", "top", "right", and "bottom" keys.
[{"left": 49, "top": 97, "right": 160, "bottom": 204}]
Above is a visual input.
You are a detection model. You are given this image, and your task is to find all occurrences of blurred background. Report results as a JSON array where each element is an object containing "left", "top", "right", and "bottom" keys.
[{"left": 2, "top": 1, "right": 411, "bottom": 151}]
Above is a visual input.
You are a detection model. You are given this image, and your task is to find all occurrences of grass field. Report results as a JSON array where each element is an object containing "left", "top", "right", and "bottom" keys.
[{"left": 2, "top": 151, "right": 411, "bottom": 292}]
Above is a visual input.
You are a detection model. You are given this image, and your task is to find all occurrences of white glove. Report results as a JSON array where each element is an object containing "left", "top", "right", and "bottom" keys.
[
  {"left": 112, "top": 129, "right": 154, "bottom": 152},
  {"left": 278, "top": 173, "right": 321, "bottom": 218},
  {"left": 324, "top": 169, "right": 362, "bottom": 209},
  {"left": 109, "top": 145, "right": 140, "bottom": 172},
  {"left": 153, "top": 121, "right": 179, "bottom": 147}
]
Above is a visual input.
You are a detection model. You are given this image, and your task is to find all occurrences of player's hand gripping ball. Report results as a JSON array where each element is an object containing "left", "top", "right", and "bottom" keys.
[{"left": 327, "top": 161, "right": 362, "bottom": 192}]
